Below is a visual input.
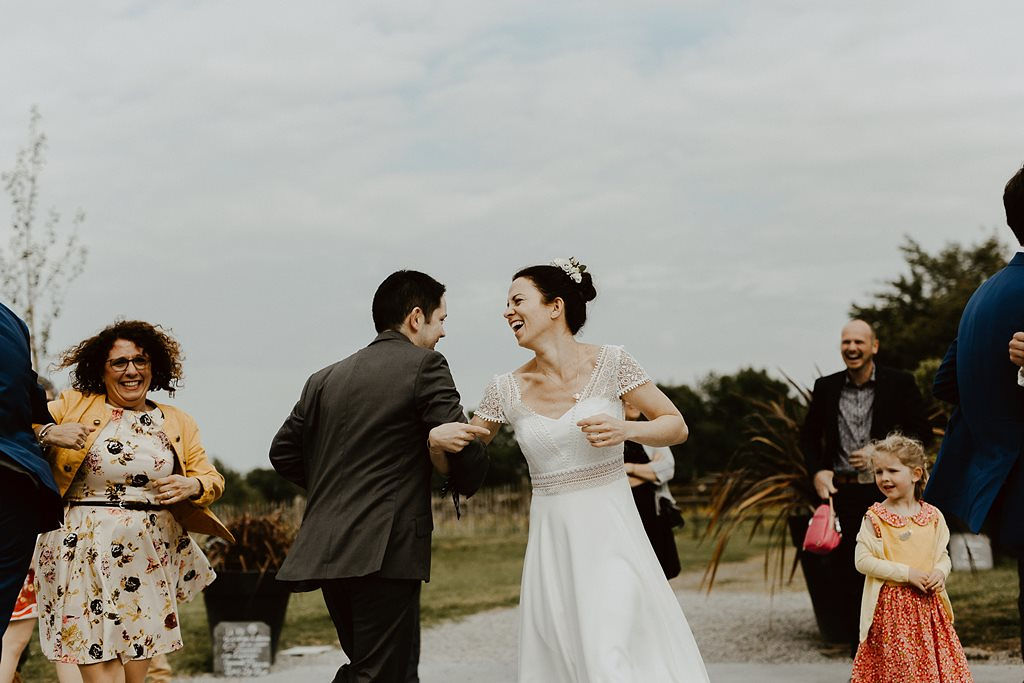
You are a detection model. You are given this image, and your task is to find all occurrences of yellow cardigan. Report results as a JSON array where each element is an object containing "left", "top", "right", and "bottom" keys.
[
  {"left": 46, "top": 389, "right": 234, "bottom": 542},
  {"left": 854, "top": 503, "right": 953, "bottom": 642}
]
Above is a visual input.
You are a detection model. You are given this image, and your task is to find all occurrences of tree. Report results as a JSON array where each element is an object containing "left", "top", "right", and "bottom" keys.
[
  {"left": 661, "top": 368, "right": 792, "bottom": 481},
  {"left": 210, "top": 458, "right": 258, "bottom": 508},
  {"left": 1, "top": 106, "right": 87, "bottom": 369},
  {"left": 849, "top": 235, "right": 1009, "bottom": 373},
  {"left": 466, "top": 417, "right": 529, "bottom": 487},
  {"left": 246, "top": 467, "right": 303, "bottom": 503}
]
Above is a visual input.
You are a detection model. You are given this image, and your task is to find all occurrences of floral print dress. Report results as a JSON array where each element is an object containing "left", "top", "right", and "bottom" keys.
[{"left": 33, "top": 406, "right": 215, "bottom": 664}]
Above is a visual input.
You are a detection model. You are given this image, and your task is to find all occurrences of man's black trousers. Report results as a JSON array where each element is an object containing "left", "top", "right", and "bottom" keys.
[
  {"left": 0, "top": 469, "right": 42, "bottom": 658},
  {"left": 322, "top": 575, "right": 421, "bottom": 683}
]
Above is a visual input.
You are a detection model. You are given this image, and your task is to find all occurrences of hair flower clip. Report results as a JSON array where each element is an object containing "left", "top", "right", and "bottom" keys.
[{"left": 550, "top": 257, "right": 586, "bottom": 284}]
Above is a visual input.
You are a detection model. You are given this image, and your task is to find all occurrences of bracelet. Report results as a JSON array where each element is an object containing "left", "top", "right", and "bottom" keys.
[{"left": 37, "top": 423, "right": 56, "bottom": 445}]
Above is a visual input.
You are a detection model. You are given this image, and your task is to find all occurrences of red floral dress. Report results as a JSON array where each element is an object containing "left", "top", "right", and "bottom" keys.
[
  {"left": 11, "top": 569, "right": 37, "bottom": 621},
  {"left": 851, "top": 502, "right": 972, "bottom": 683}
]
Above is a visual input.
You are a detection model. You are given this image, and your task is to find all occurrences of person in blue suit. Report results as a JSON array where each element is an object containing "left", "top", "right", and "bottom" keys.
[
  {"left": 926, "top": 163, "right": 1024, "bottom": 662},
  {"left": 0, "top": 302, "right": 89, "bottom": 651}
]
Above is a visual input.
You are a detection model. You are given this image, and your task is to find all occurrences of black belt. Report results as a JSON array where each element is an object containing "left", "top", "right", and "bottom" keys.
[{"left": 68, "top": 500, "right": 165, "bottom": 511}]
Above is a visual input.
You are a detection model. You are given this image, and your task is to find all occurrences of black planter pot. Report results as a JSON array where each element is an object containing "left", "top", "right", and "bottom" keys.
[
  {"left": 203, "top": 570, "right": 293, "bottom": 660},
  {"left": 787, "top": 515, "right": 851, "bottom": 644}
]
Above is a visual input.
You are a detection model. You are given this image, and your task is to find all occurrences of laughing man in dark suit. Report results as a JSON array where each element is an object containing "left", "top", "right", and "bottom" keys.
[
  {"left": 799, "top": 319, "right": 931, "bottom": 652},
  {"left": 269, "top": 271, "right": 489, "bottom": 683}
]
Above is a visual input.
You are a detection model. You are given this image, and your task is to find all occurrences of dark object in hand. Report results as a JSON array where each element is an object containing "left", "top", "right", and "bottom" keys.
[{"left": 658, "top": 498, "right": 685, "bottom": 529}]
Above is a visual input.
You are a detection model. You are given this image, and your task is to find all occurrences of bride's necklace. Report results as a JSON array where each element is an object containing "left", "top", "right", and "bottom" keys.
[
  {"left": 540, "top": 346, "right": 584, "bottom": 402},
  {"left": 570, "top": 346, "right": 583, "bottom": 402}
]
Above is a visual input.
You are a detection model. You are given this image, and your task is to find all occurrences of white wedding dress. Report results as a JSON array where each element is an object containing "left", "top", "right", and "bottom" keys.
[{"left": 477, "top": 345, "right": 710, "bottom": 682}]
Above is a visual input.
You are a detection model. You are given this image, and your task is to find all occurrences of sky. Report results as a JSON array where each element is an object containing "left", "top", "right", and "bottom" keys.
[{"left": 2, "top": 1, "right": 1024, "bottom": 470}]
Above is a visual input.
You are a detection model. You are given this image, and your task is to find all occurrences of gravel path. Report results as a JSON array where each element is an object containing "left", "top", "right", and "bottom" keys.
[
  {"left": 176, "top": 554, "right": 1021, "bottom": 681},
  {"left": 178, "top": 582, "right": 1023, "bottom": 681}
]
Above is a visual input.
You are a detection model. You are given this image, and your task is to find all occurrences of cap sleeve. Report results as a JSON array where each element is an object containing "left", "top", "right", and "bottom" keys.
[
  {"left": 474, "top": 376, "right": 507, "bottom": 424},
  {"left": 617, "top": 347, "right": 651, "bottom": 396}
]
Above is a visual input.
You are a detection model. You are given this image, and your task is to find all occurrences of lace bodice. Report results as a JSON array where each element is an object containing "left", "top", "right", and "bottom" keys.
[{"left": 476, "top": 345, "right": 651, "bottom": 494}]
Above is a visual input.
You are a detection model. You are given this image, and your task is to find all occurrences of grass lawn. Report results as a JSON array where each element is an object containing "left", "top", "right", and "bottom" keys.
[{"left": 946, "top": 557, "right": 1020, "bottom": 654}]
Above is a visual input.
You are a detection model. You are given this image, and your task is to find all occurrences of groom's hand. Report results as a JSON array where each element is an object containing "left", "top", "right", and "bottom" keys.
[
  {"left": 1009, "top": 332, "right": 1024, "bottom": 367},
  {"left": 429, "top": 423, "right": 490, "bottom": 453}
]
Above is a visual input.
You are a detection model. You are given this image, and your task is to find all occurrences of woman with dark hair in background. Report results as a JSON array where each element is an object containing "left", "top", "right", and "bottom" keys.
[
  {"left": 436, "top": 259, "right": 708, "bottom": 681},
  {"left": 31, "top": 321, "right": 232, "bottom": 683}
]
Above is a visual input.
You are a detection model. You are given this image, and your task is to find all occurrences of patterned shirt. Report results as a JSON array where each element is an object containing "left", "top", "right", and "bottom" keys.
[{"left": 836, "top": 365, "right": 876, "bottom": 474}]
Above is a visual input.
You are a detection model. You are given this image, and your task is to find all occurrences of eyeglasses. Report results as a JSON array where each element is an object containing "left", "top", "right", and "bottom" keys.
[{"left": 106, "top": 356, "right": 150, "bottom": 372}]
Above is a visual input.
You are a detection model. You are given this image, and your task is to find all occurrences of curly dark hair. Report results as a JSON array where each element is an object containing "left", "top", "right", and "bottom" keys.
[{"left": 55, "top": 320, "right": 184, "bottom": 396}]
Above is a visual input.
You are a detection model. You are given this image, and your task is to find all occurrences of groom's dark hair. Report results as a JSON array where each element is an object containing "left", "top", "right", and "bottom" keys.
[
  {"left": 372, "top": 270, "right": 446, "bottom": 333},
  {"left": 1005, "top": 164, "right": 1024, "bottom": 245}
]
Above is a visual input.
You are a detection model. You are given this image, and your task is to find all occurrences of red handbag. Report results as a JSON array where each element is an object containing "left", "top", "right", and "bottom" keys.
[{"left": 803, "top": 497, "right": 842, "bottom": 554}]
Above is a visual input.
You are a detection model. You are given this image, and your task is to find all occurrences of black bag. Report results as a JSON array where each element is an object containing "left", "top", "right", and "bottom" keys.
[
  {"left": 654, "top": 497, "right": 683, "bottom": 579},
  {"left": 658, "top": 497, "right": 685, "bottom": 530}
]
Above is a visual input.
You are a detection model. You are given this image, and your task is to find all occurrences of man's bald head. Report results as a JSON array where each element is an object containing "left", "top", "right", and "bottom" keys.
[
  {"left": 842, "top": 319, "right": 876, "bottom": 342},
  {"left": 840, "top": 319, "right": 879, "bottom": 375}
]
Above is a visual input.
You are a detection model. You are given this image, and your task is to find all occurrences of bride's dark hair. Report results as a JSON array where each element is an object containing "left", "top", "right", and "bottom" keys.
[{"left": 513, "top": 264, "right": 597, "bottom": 335}]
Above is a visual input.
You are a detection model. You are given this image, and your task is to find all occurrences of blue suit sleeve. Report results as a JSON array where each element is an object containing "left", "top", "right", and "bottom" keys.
[
  {"left": 932, "top": 340, "right": 959, "bottom": 405},
  {"left": 30, "top": 375, "right": 52, "bottom": 424}
]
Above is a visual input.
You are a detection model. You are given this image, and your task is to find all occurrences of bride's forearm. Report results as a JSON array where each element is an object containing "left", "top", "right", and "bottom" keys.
[{"left": 626, "top": 415, "right": 688, "bottom": 447}]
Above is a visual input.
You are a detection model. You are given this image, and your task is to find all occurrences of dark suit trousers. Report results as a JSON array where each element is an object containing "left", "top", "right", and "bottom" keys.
[
  {"left": 0, "top": 469, "right": 42, "bottom": 652},
  {"left": 989, "top": 456, "right": 1024, "bottom": 663},
  {"left": 322, "top": 576, "right": 421, "bottom": 683},
  {"left": 826, "top": 482, "right": 884, "bottom": 650}
]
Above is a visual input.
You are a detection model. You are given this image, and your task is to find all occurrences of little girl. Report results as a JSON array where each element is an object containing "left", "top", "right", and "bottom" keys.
[{"left": 851, "top": 433, "right": 972, "bottom": 683}]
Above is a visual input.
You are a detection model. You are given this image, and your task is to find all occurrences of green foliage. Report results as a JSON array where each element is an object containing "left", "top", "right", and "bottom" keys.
[
  {"left": 661, "top": 368, "right": 792, "bottom": 481},
  {"left": 850, "top": 235, "right": 1010, "bottom": 372},
  {"left": 246, "top": 467, "right": 304, "bottom": 503},
  {"left": 211, "top": 458, "right": 258, "bottom": 507},
  {"left": 470, "top": 420, "right": 529, "bottom": 486},
  {"left": 702, "top": 385, "right": 817, "bottom": 592},
  {"left": 210, "top": 460, "right": 303, "bottom": 507}
]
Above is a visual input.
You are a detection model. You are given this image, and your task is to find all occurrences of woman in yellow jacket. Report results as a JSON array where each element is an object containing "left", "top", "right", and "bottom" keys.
[{"left": 32, "top": 321, "right": 233, "bottom": 683}]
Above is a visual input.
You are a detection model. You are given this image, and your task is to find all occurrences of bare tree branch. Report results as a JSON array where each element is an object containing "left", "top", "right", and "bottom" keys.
[{"left": 1, "top": 106, "right": 88, "bottom": 369}]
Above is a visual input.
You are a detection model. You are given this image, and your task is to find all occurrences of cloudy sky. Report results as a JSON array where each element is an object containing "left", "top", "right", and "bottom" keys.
[{"left": 3, "top": 2, "right": 1023, "bottom": 470}]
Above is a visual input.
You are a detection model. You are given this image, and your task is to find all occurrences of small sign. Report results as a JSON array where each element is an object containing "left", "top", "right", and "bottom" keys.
[
  {"left": 949, "top": 532, "right": 993, "bottom": 571},
  {"left": 213, "top": 621, "right": 272, "bottom": 677}
]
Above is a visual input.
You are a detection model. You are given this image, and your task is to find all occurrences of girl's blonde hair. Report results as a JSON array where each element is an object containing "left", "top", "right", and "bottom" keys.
[{"left": 867, "top": 432, "right": 929, "bottom": 500}]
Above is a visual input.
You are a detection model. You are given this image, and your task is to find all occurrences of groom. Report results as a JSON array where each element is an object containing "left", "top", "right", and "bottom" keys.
[
  {"left": 270, "top": 270, "right": 489, "bottom": 682},
  {"left": 926, "top": 163, "right": 1024, "bottom": 662}
]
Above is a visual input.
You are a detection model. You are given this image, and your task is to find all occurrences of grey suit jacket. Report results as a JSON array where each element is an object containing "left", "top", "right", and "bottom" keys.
[{"left": 270, "top": 330, "right": 487, "bottom": 583}]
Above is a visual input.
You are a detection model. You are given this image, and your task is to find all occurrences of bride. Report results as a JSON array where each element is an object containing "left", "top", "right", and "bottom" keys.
[{"left": 433, "top": 259, "right": 709, "bottom": 682}]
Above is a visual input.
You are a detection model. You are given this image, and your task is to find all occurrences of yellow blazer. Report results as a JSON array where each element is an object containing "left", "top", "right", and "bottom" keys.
[
  {"left": 854, "top": 503, "right": 953, "bottom": 642},
  {"left": 46, "top": 389, "right": 234, "bottom": 542}
]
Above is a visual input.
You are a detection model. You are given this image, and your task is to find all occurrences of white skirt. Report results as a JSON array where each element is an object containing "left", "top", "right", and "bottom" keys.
[{"left": 517, "top": 476, "right": 709, "bottom": 682}]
